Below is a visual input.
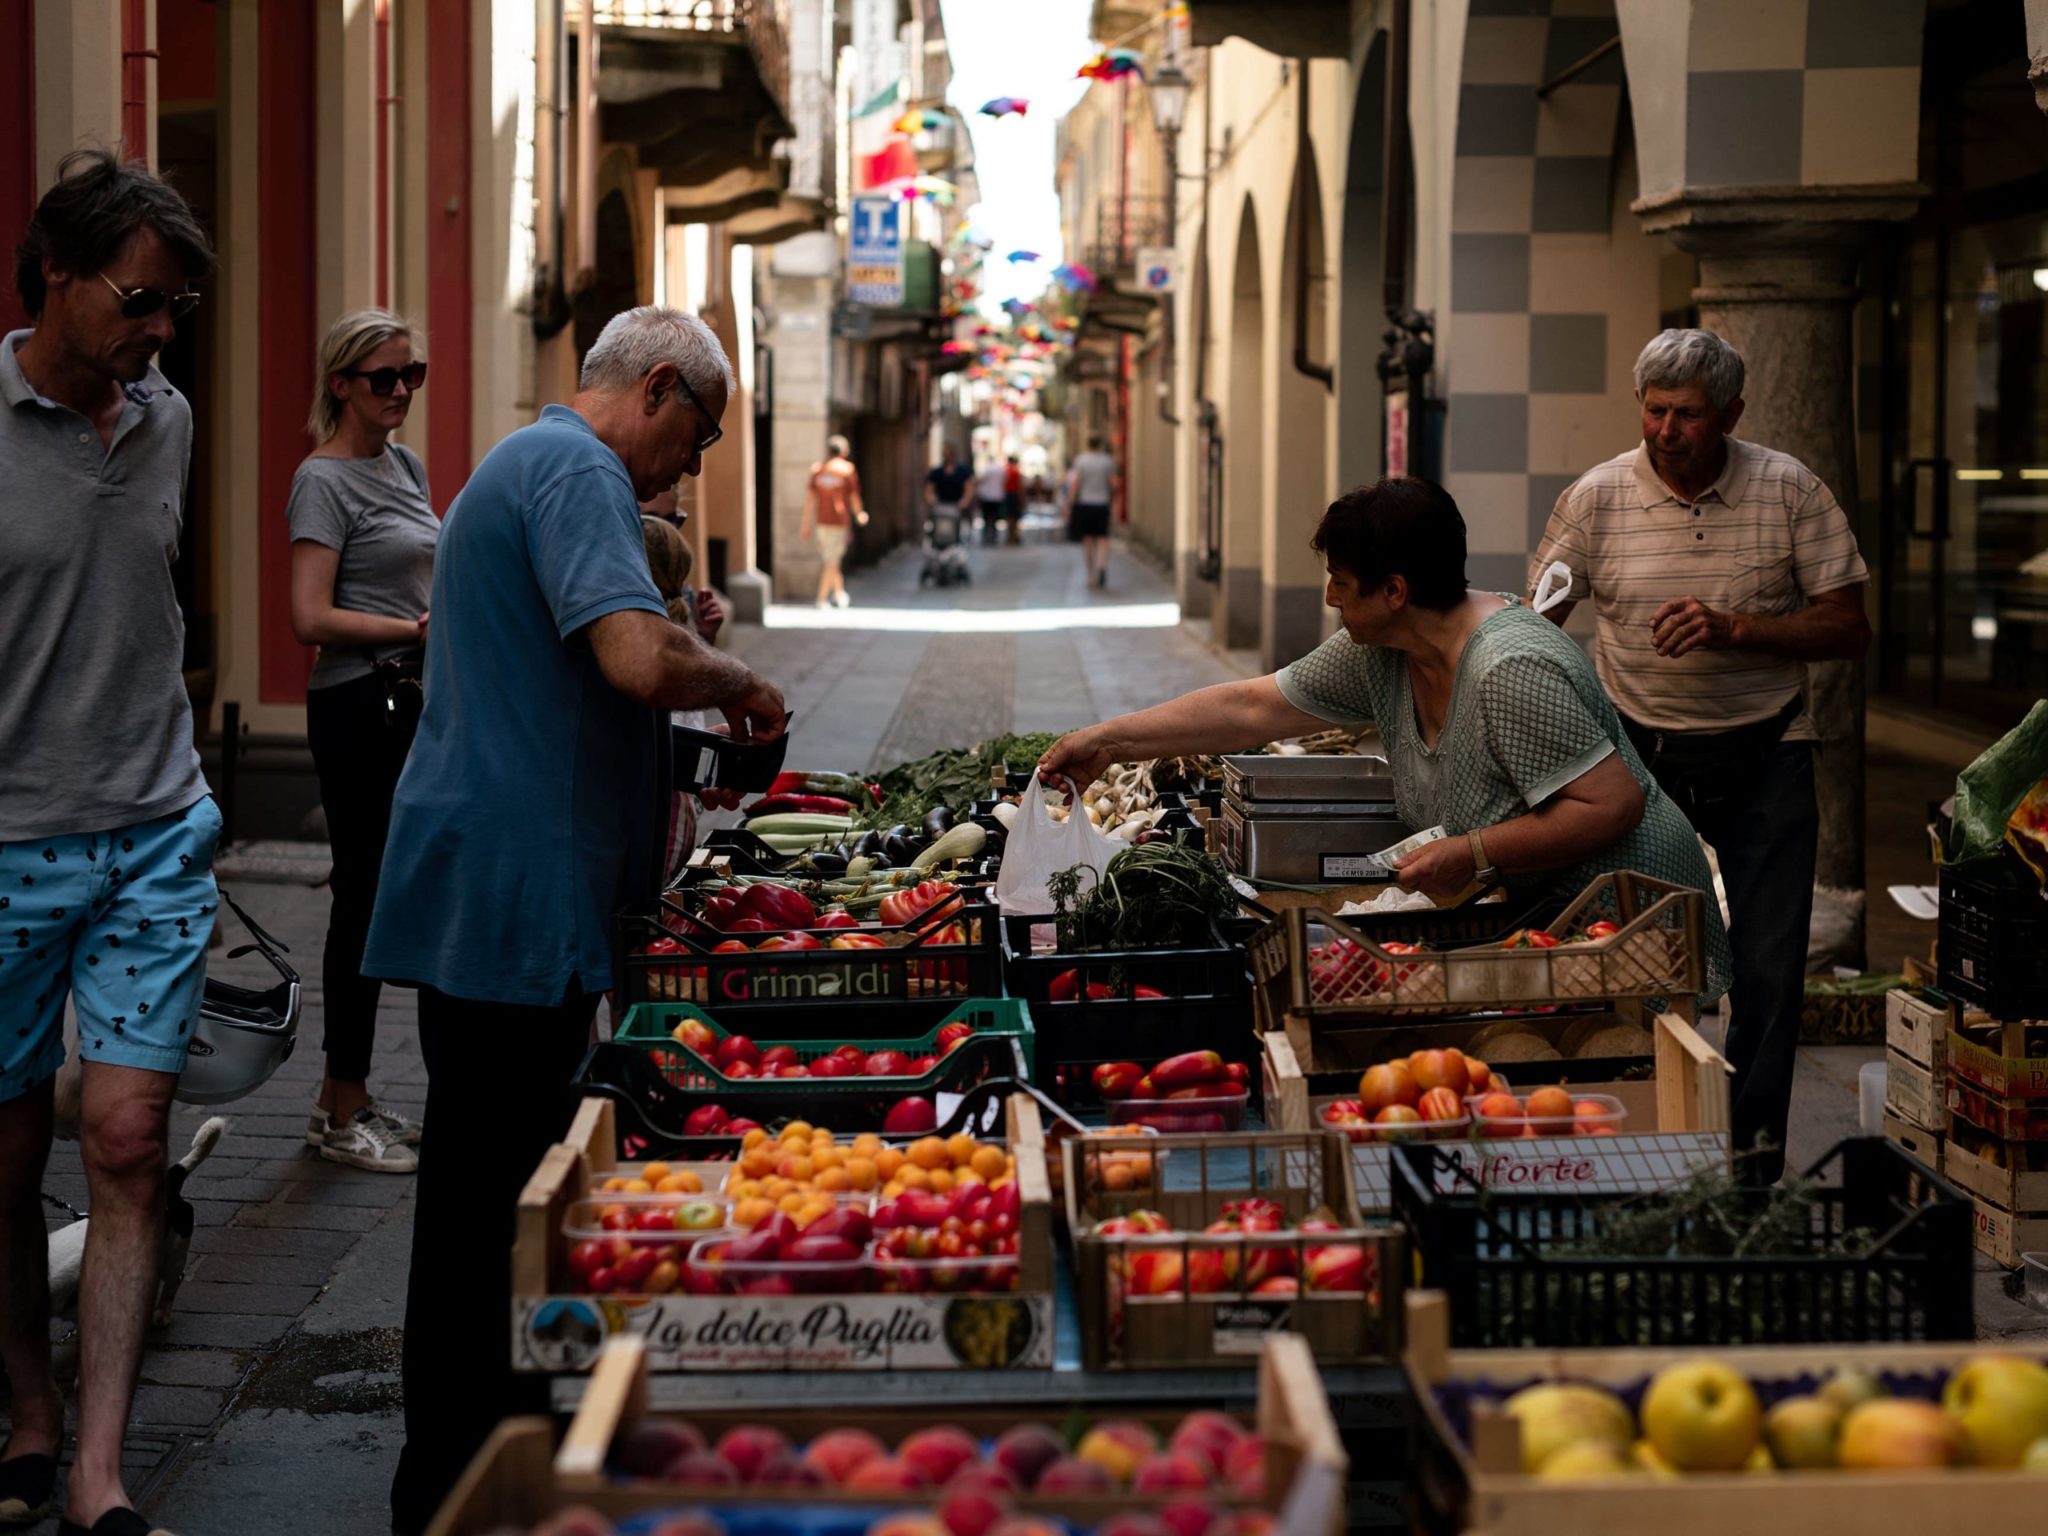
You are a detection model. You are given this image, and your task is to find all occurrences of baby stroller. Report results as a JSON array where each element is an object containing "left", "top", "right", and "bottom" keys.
[{"left": 919, "top": 501, "right": 973, "bottom": 587}]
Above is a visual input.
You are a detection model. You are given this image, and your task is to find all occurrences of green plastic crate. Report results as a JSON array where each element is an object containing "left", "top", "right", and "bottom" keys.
[{"left": 613, "top": 997, "right": 1036, "bottom": 1087}]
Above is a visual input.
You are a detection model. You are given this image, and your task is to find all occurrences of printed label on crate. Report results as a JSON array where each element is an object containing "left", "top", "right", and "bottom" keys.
[
  {"left": 1210, "top": 1299, "right": 1294, "bottom": 1355},
  {"left": 1967, "top": 1195, "right": 2048, "bottom": 1269},
  {"left": 1947, "top": 1030, "right": 2048, "bottom": 1099},
  {"left": 1349, "top": 1132, "right": 1727, "bottom": 1209},
  {"left": 514, "top": 1292, "right": 1053, "bottom": 1373}
]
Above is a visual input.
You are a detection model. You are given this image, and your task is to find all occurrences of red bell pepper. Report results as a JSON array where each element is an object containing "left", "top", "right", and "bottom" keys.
[
  {"left": 1501, "top": 928, "right": 1560, "bottom": 950},
  {"left": 735, "top": 883, "right": 816, "bottom": 929},
  {"left": 1132, "top": 984, "right": 1167, "bottom": 1000},
  {"left": 815, "top": 910, "right": 860, "bottom": 929},
  {"left": 701, "top": 894, "right": 743, "bottom": 930},
  {"left": 1049, "top": 967, "right": 1081, "bottom": 1002},
  {"left": 879, "top": 880, "right": 961, "bottom": 928},
  {"left": 756, "top": 931, "right": 824, "bottom": 952},
  {"left": 765, "top": 771, "right": 810, "bottom": 797},
  {"left": 639, "top": 937, "right": 685, "bottom": 958},
  {"left": 828, "top": 933, "right": 887, "bottom": 950},
  {"left": 726, "top": 916, "right": 776, "bottom": 933}
]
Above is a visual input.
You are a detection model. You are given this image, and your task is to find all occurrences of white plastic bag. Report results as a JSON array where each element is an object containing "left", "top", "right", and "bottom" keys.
[{"left": 995, "top": 771, "right": 1120, "bottom": 916}]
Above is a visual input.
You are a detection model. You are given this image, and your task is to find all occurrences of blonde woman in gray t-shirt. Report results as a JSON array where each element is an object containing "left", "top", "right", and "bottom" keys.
[{"left": 287, "top": 308, "right": 438, "bottom": 1173}]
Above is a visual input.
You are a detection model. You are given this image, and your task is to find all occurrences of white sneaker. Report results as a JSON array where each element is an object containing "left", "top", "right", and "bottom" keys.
[
  {"left": 831, "top": 591, "right": 850, "bottom": 608},
  {"left": 318, "top": 1107, "right": 418, "bottom": 1173},
  {"left": 307, "top": 1099, "right": 423, "bottom": 1148}
]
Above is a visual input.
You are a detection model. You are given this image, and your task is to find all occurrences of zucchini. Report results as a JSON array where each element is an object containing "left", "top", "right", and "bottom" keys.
[
  {"left": 744, "top": 813, "right": 854, "bottom": 835},
  {"left": 911, "top": 821, "right": 988, "bottom": 872}
]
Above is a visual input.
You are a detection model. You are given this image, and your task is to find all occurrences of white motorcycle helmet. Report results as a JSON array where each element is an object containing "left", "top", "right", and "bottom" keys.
[{"left": 177, "top": 891, "right": 301, "bottom": 1106}]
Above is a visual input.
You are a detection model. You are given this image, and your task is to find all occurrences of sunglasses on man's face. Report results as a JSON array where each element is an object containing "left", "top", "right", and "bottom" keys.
[
  {"left": 670, "top": 372, "right": 724, "bottom": 456},
  {"left": 98, "top": 271, "right": 201, "bottom": 321},
  {"left": 342, "top": 362, "right": 429, "bottom": 396}
]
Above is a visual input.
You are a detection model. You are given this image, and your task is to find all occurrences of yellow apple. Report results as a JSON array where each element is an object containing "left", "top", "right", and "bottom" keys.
[
  {"left": 1942, "top": 1355, "right": 2048, "bottom": 1467},
  {"left": 1762, "top": 1396, "right": 1842, "bottom": 1470},
  {"left": 1501, "top": 1383, "right": 1635, "bottom": 1475},
  {"left": 1534, "top": 1441, "right": 1637, "bottom": 1480},
  {"left": 1837, "top": 1399, "right": 1967, "bottom": 1469},
  {"left": 1641, "top": 1360, "right": 1762, "bottom": 1472},
  {"left": 2022, "top": 1436, "right": 2048, "bottom": 1473},
  {"left": 1817, "top": 1367, "right": 1885, "bottom": 1414},
  {"left": 1631, "top": 1440, "right": 1677, "bottom": 1478}
]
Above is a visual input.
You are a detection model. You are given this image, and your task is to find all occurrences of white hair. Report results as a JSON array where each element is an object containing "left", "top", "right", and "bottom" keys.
[
  {"left": 579, "top": 305, "right": 735, "bottom": 397},
  {"left": 1633, "top": 328, "right": 1746, "bottom": 412}
]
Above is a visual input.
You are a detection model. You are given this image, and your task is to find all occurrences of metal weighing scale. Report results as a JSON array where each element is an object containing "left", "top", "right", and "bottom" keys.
[{"left": 1217, "top": 753, "right": 1409, "bottom": 884}]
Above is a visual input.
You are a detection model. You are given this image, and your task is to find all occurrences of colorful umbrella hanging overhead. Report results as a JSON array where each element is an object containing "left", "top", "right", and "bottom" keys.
[
  {"left": 1053, "top": 262, "right": 1098, "bottom": 292},
  {"left": 1005, "top": 250, "right": 1042, "bottom": 264},
  {"left": 978, "top": 96, "right": 1029, "bottom": 118},
  {"left": 890, "top": 108, "right": 949, "bottom": 134},
  {"left": 1077, "top": 48, "right": 1145, "bottom": 82},
  {"left": 1000, "top": 297, "right": 1032, "bottom": 316}
]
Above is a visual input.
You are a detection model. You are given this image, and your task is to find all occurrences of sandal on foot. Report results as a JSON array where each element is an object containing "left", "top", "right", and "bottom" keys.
[
  {"left": 0, "top": 1453, "right": 56, "bottom": 1526},
  {"left": 58, "top": 1507, "right": 178, "bottom": 1536}
]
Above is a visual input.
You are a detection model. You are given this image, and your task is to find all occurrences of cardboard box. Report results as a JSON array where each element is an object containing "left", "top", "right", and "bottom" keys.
[
  {"left": 511, "top": 1096, "right": 1058, "bottom": 1374},
  {"left": 1884, "top": 1050, "right": 1946, "bottom": 1133},
  {"left": 1948, "top": 1077, "right": 2048, "bottom": 1143},
  {"left": 1262, "top": 1012, "right": 1731, "bottom": 1212},
  {"left": 1947, "top": 1018, "right": 2048, "bottom": 1099},
  {"left": 1881, "top": 1110, "right": 1944, "bottom": 1176}
]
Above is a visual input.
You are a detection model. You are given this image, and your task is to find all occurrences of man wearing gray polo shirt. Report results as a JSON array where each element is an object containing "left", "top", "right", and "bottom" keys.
[
  {"left": 0, "top": 151, "right": 218, "bottom": 1536},
  {"left": 1533, "top": 328, "right": 1871, "bottom": 1185}
]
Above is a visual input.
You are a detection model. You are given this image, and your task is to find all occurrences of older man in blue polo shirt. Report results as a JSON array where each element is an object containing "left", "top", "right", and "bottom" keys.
[{"left": 367, "top": 305, "right": 786, "bottom": 1535}]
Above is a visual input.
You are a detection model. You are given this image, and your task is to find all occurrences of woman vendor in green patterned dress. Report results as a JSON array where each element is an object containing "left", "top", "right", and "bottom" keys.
[{"left": 1039, "top": 477, "right": 1732, "bottom": 1003}]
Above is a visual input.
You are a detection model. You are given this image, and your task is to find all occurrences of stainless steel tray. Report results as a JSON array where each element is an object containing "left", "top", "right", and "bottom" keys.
[
  {"left": 1221, "top": 753, "right": 1395, "bottom": 803},
  {"left": 1218, "top": 798, "right": 1409, "bottom": 884}
]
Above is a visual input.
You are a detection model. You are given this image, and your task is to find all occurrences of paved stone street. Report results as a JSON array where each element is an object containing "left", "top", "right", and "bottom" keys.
[{"left": 3, "top": 538, "right": 2036, "bottom": 1536}]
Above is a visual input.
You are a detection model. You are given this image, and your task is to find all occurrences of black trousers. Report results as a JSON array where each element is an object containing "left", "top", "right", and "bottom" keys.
[
  {"left": 306, "top": 669, "right": 422, "bottom": 1084},
  {"left": 388, "top": 983, "right": 596, "bottom": 1536},
  {"left": 1624, "top": 722, "right": 1819, "bottom": 1185}
]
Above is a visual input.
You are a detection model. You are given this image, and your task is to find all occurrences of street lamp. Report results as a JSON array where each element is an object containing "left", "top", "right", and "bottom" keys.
[
  {"left": 1149, "top": 62, "right": 1190, "bottom": 136},
  {"left": 1148, "top": 61, "right": 1191, "bottom": 427}
]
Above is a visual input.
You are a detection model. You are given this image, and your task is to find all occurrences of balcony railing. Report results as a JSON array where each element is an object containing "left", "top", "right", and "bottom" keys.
[
  {"left": 1086, "top": 194, "right": 1172, "bottom": 280},
  {"left": 594, "top": 0, "right": 789, "bottom": 119}
]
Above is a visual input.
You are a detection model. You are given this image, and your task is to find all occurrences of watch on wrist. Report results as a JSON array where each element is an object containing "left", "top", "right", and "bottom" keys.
[{"left": 1468, "top": 829, "right": 1500, "bottom": 885}]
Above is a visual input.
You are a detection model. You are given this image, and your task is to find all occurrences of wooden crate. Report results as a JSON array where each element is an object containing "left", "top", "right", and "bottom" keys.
[
  {"left": 1064, "top": 1129, "right": 1400, "bottom": 1370},
  {"left": 1880, "top": 1110, "right": 1944, "bottom": 1176},
  {"left": 555, "top": 1334, "right": 1349, "bottom": 1536},
  {"left": 1967, "top": 1193, "right": 2048, "bottom": 1268},
  {"left": 1947, "top": 1076, "right": 2048, "bottom": 1142},
  {"left": 1402, "top": 1290, "right": 2048, "bottom": 1536},
  {"left": 1884, "top": 987, "right": 1957, "bottom": 1071},
  {"left": 1261, "top": 1012, "right": 1730, "bottom": 1213},
  {"left": 512, "top": 1095, "right": 1058, "bottom": 1374},
  {"left": 1883, "top": 1051, "right": 1946, "bottom": 1133}
]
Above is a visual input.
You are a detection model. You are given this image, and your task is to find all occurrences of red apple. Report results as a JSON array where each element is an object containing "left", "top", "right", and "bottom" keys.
[
  {"left": 1097, "top": 1517, "right": 1170, "bottom": 1536},
  {"left": 754, "top": 1453, "right": 827, "bottom": 1488},
  {"left": 883, "top": 1097, "right": 938, "bottom": 1135},
  {"left": 673, "top": 1018, "right": 718, "bottom": 1056},
  {"left": 1122, "top": 1247, "right": 1185, "bottom": 1296},
  {"left": 989, "top": 1424, "right": 1065, "bottom": 1489},
  {"left": 1301, "top": 1241, "right": 1369, "bottom": 1295},
  {"left": 865, "top": 1050, "right": 914, "bottom": 1077},
  {"left": 682, "top": 1103, "right": 730, "bottom": 1137},
  {"left": 1416, "top": 1087, "right": 1464, "bottom": 1123},
  {"left": 1033, "top": 1457, "right": 1115, "bottom": 1496},
  {"left": 1170, "top": 1411, "right": 1249, "bottom": 1478},
  {"left": 898, "top": 1427, "right": 980, "bottom": 1488},
  {"left": 725, "top": 1118, "right": 763, "bottom": 1137},
  {"left": 802, "top": 1427, "right": 888, "bottom": 1483},
  {"left": 845, "top": 1456, "right": 928, "bottom": 1492},
  {"left": 1158, "top": 1502, "right": 1220, "bottom": 1536},
  {"left": 808, "top": 1054, "right": 856, "bottom": 1078},
  {"left": 940, "top": 1490, "right": 1011, "bottom": 1536},
  {"left": 1076, "top": 1421, "right": 1160, "bottom": 1484},
  {"left": 1133, "top": 1450, "right": 1212, "bottom": 1494},
  {"left": 616, "top": 1421, "right": 705, "bottom": 1478},
  {"left": 759, "top": 1044, "right": 801, "bottom": 1073},
  {"left": 1223, "top": 1438, "right": 1265, "bottom": 1498},
  {"left": 714, "top": 1034, "right": 762, "bottom": 1070},
  {"left": 1253, "top": 1275, "right": 1299, "bottom": 1296},
  {"left": 714, "top": 1425, "right": 790, "bottom": 1482},
  {"left": 936, "top": 1020, "right": 975, "bottom": 1048},
  {"left": 946, "top": 1465, "right": 1020, "bottom": 1495},
  {"left": 667, "top": 1449, "right": 740, "bottom": 1488},
  {"left": 1370, "top": 1103, "right": 1424, "bottom": 1141}
]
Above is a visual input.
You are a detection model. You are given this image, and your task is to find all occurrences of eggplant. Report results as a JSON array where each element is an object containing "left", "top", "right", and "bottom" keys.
[
  {"left": 882, "top": 830, "right": 915, "bottom": 866},
  {"left": 851, "top": 830, "right": 884, "bottom": 860},
  {"left": 922, "top": 806, "right": 956, "bottom": 842},
  {"left": 806, "top": 851, "right": 848, "bottom": 877}
]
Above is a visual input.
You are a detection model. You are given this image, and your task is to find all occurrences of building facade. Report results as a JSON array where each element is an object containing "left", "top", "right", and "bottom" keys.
[{"left": 1056, "top": 0, "right": 2046, "bottom": 937}]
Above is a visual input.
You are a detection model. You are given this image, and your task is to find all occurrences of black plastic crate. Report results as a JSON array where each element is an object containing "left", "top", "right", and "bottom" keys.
[
  {"left": 999, "top": 914, "right": 1257, "bottom": 1109},
  {"left": 615, "top": 894, "right": 1002, "bottom": 1012},
  {"left": 1390, "top": 1137, "right": 1973, "bottom": 1348},
  {"left": 1939, "top": 859, "right": 2048, "bottom": 1018}
]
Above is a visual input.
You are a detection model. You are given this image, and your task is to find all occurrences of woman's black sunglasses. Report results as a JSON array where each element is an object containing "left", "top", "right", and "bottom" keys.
[
  {"left": 342, "top": 362, "right": 429, "bottom": 396},
  {"left": 98, "top": 271, "right": 201, "bottom": 321}
]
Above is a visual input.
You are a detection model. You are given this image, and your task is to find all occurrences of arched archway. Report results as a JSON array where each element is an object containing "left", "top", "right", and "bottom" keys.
[
  {"left": 1220, "top": 200, "right": 1264, "bottom": 651},
  {"left": 1180, "top": 235, "right": 1215, "bottom": 619},
  {"left": 1337, "top": 34, "right": 1392, "bottom": 494},
  {"left": 1266, "top": 139, "right": 1331, "bottom": 669}
]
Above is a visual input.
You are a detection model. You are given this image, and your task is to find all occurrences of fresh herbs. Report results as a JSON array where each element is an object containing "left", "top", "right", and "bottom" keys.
[
  {"left": 1048, "top": 837, "right": 1238, "bottom": 952},
  {"left": 861, "top": 733, "right": 1068, "bottom": 832}
]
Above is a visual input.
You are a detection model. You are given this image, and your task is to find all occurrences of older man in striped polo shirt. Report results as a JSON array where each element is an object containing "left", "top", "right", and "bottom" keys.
[{"left": 1532, "top": 328, "right": 1871, "bottom": 1185}]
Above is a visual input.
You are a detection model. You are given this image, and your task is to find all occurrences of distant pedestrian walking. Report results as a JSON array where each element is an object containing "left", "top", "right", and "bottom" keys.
[
  {"left": 800, "top": 434, "right": 867, "bottom": 608},
  {"left": 975, "top": 452, "right": 1007, "bottom": 544},
  {"left": 288, "top": 307, "right": 436, "bottom": 1175},
  {"left": 1064, "top": 434, "right": 1119, "bottom": 588}
]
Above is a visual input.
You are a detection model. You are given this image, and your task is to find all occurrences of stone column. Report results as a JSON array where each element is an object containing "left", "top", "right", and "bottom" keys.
[{"left": 1636, "top": 185, "right": 1922, "bottom": 966}]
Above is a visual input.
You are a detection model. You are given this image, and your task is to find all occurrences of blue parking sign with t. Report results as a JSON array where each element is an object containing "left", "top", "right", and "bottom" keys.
[{"left": 849, "top": 195, "right": 904, "bottom": 306}]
